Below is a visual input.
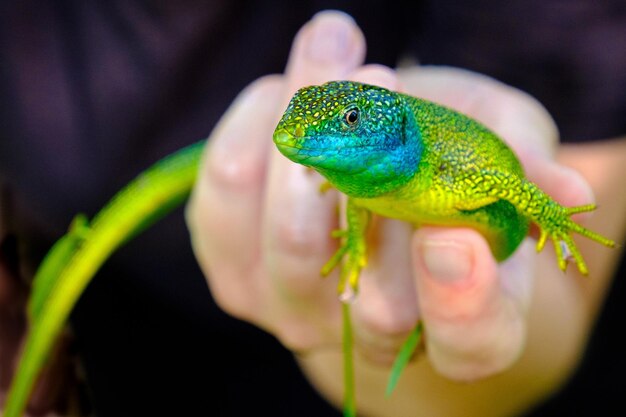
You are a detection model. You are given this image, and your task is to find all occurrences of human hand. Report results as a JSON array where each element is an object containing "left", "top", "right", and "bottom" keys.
[
  {"left": 186, "top": 11, "right": 366, "bottom": 352},
  {"left": 187, "top": 10, "right": 602, "bottom": 417}
]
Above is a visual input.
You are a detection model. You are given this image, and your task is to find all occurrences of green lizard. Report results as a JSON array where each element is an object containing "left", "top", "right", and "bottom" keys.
[
  {"left": 3, "top": 81, "right": 614, "bottom": 417},
  {"left": 273, "top": 80, "right": 615, "bottom": 413}
]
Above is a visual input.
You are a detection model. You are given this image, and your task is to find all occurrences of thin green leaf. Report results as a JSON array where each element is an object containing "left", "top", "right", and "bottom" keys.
[
  {"left": 386, "top": 321, "right": 423, "bottom": 397},
  {"left": 342, "top": 302, "right": 356, "bottom": 417},
  {"left": 28, "top": 214, "right": 89, "bottom": 320},
  {"left": 3, "top": 142, "right": 204, "bottom": 417}
]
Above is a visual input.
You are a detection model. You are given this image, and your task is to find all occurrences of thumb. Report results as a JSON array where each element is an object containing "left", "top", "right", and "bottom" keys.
[{"left": 413, "top": 227, "right": 528, "bottom": 381}]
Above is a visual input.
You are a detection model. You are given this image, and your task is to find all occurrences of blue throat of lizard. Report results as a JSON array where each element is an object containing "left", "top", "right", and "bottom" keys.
[{"left": 274, "top": 81, "right": 423, "bottom": 198}]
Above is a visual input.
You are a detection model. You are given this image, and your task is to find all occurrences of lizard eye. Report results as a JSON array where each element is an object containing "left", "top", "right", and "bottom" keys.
[{"left": 344, "top": 108, "right": 359, "bottom": 126}]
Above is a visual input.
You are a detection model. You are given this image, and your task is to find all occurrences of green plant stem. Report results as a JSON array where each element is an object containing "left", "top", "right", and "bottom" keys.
[{"left": 342, "top": 302, "right": 356, "bottom": 417}]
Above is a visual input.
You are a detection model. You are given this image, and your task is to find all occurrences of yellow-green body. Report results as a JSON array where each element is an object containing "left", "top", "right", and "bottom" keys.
[
  {"left": 274, "top": 81, "right": 615, "bottom": 295},
  {"left": 353, "top": 96, "right": 529, "bottom": 262}
]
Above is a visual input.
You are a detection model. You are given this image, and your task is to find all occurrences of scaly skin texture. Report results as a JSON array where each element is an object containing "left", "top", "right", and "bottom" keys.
[{"left": 274, "top": 81, "right": 615, "bottom": 296}]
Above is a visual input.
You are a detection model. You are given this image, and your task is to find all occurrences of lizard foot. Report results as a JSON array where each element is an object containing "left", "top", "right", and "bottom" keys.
[
  {"left": 321, "top": 228, "right": 367, "bottom": 302},
  {"left": 535, "top": 204, "right": 615, "bottom": 275},
  {"left": 321, "top": 200, "right": 370, "bottom": 301}
]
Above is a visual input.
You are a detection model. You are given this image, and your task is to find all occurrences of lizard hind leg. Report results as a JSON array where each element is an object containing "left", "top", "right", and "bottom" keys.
[
  {"left": 538, "top": 203, "right": 615, "bottom": 275},
  {"left": 455, "top": 198, "right": 530, "bottom": 262}
]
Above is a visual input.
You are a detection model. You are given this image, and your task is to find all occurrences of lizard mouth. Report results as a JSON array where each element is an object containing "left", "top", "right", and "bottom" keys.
[
  {"left": 273, "top": 128, "right": 387, "bottom": 171},
  {"left": 273, "top": 128, "right": 324, "bottom": 161},
  {"left": 273, "top": 129, "right": 335, "bottom": 168}
]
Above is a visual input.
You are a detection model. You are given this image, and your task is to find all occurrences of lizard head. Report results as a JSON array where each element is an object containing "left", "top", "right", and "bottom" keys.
[{"left": 273, "top": 81, "right": 422, "bottom": 198}]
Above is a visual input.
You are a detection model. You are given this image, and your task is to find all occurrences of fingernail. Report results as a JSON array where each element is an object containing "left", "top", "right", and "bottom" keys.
[
  {"left": 306, "top": 13, "right": 354, "bottom": 63},
  {"left": 421, "top": 240, "right": 473, "bottom": 282}
]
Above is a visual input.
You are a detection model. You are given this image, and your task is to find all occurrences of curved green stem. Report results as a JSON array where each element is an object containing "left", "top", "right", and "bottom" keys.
[
  {"left": 342, "top": 302, "right": 356, "bottom": 417},
  {"left": 3, "top": 142, "right": 204, "bottom": 417}
]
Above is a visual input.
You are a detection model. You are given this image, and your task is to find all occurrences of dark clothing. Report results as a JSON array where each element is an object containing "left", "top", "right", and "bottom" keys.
[{"left": 1, "top": 1, "right": 624, "bottom": 416}]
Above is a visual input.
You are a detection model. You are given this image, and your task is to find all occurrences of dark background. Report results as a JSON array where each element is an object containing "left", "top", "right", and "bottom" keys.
[{"left": 1, "top": 1, "right": 624, "bottom": 416}]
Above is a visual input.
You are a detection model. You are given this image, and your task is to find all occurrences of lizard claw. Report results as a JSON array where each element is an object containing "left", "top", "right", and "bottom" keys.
[{"left": 320, "top": 200, "right": 370, "bottom": 299}]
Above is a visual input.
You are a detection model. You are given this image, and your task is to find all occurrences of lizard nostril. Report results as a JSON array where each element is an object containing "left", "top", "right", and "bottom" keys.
[{"left": 273, "top": 129, "right": 294, "bottom": 146}]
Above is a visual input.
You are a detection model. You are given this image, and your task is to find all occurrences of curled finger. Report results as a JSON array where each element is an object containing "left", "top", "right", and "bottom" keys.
[{"left": 187, "top": 75, "right": 283, "bottom": 320}]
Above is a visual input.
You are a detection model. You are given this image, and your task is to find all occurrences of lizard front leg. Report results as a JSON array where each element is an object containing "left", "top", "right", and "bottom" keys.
[{"left": 321, "top": 198, "right": 370, "bottom": 301}]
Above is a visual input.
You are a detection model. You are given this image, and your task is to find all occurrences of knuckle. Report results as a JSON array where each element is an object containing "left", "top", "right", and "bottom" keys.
[
  {"left": 184, "top": 192, "right": 202, "bottom": 232},
  {"left": 355, "top": 343, "right": 399, "bottom": 367},
  {"left": 273, "top": 269, "right": 323, "bottom": 299},
  {"left": 185, "top": 187, "right": 222, "bottom": 245},
  {"left": 208, "top": 274, "right": 256, "bottom": 322},
  {"left": 212, "top": 291, "right": 252, "bottom": 322},
  {"left": 351, "top": 64, "right": 399, "bottom": 90},
  {"left": 202, "top": 75, "right": 284, "bottom": 193},
  {"left": 272, "top": 219, "right": 327, "bottom": 259},
  {"left": 358, "top": 299, "right": 418, "bottom": 338},
  {"left": 427, "top": 315, "right": 525, "bottom": 380},
  {"left": 205, "top": 150, "right": 265, "bottom": 192},
  {"left": 213, "top": 297, "right": 248, "bottom": 321},
  {"left": 349, "top": 306, "right": 420, "bottom": 366},
  {"left": 244, "top": 74, "right": 284, "bottom": 98},
  {"left": 363, "top": 315, "right": 408, "bottom": 339},
  {"left": 353, "top": 315, "right": 418, "bottom": 367},
  {"left": 273, "top": 323, "right": 323, "bottom": 352}
]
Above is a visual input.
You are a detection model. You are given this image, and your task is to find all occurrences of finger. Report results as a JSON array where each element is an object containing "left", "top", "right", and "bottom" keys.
[
  {"left": 187, "top": 75, "right": 283, "bottom": 319},
  {"left": 284, "top": 11, "right": 366, "bottom": 94},
  {"left": 350, "top": 64, "right": 400, "bottom": 89},
  {"left": 264, "top": 11, "right": 365, "bottom": 299},
  {"left": 352, "top": 217, "right": 418, "bottom": 365},
  {"left": 413, "top": 227, "right": 530, "bottom": 381},
  {"left": 257, "top": 11, "right": 367, "bottom": 350},
  {"left": 334, "top": 65, "right": 420, "bottom": 363}
]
